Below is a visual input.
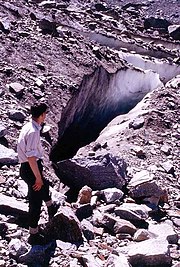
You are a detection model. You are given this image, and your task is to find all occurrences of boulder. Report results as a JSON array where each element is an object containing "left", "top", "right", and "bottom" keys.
[
  {"left": 81, "top": 253, "right": 102, "bottom": 267},
  {"left": 77, "top": 186, "right": 92, "bottom": 204},
  {"left": 0, "top": 193, "right": 28, "bottom": 216},
  {"left": 81, "top": 219, "right": 94, "bottom": 240},
  {"left": 8, "top": 110, "right": 26, "bottom": 122},
  {"left": 148, "top": 222, "right": 178, "bottom": 244},
  {"left": 8, "top": 239, "right": 27, "bottom": 260},
  {"left": 144, "top": 17, "right": 171, "bottom": 30},
  {"left": 75, "top": 204, "right": 93, "bottom": 221},
  {"left": 101, "top": 187, "right": 124, "bottom": 204},
  {"left": 39, "top": 18, "right": 57, "bottom": 34},
  {"left": 127, "top": 170, "right": 164, "bottom": 203},
  {"left": 55, "top": 153, "right": 127, "bottom": 191},
  {"left": 115, "top": 203, "right": 151, "bottom": 221},
  {"left": 114, "top": 219, "right": 137, "bottom": 235},
  {"left": 44, "top": 206, "right": 83, "bottom": 243},
  {"left": 168, "top": 25, "right": 180, "bottom": 40},
  {"left": 101, "top": 214, "right": 136, "bottom": 235},
  {"left": 8, "top": 82, "right": 24, "bottom": 97},
  {"left": 133, "top": 229, "right": 157, "bottom": 241},
  {"left": 0, "top": 124, "right": 7, "bottom": 138},
  {"left": 105, "top": 254, "right": 131, "bottom": 267},
  {"left": 128, "top": 238, "right": 172, "bottom": 267},
  {"left": 0, "top": 144, "right": 18, "bottom": 165},
  {"left": 129, "top": 116, "right": 145, "bottom": 130}
]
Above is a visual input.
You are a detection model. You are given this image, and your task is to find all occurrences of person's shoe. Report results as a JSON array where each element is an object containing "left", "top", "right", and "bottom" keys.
[
  {"left": 48, "top": 203, "right": 59, "bottom": 220},
  {"left": 28, "top": 233, "right": 46, "bottom": 245}
]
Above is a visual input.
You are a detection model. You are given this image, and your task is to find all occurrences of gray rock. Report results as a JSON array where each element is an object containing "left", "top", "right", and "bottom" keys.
[
  {"left": 8, "top": 82, "right": 24, "bottom": 96},
  {"left": 98, "top": 204, "right": 116, "bottom": 213},
  {"left": 0, "top": 144, "right": 18, "bottom": 165},
  {"left": 101, "top": 187, "right": 124, "bottom": 204},
  {"left": 148, "top": 222, "right": 178, "bottom": 244},
  {"left": 114, "top": 219, "right": 137, "bottom": 235},
  {"left": 8, "top": 239, "right": 27, "bottom": 259},
  {"left": 0, "top": 19, "right": 10, "bottom": 32},
  {"left": 128, "top": 238, "right": 172, "bottom": 267},
  {"left": 128, "top": 170, "right": 164, "bottom": 201},
  {"left": 8, "top": 110, "right": 26, "bottom": 122},
  {"left": 81, "top": 253, "right": 102, "bottom": 267},
  {"left": 77, "top": 185, "right": 92, "bottom": 204},
  {"left": 161, "top": 161, "right": 175, "bottom": 174},
  {"left": 128, "top": 170, "right": 153, "bottom": 187},
  {"left": 172, "top": 218, "right": 180, "bottom": 228},
  {"left": 55, "top": 153, "right": 127, "bottom": 191},
  {"left": 0, "top": 125, "right": 7, "bottom": 138},
  {"left": 56, "top": 240, "right": 77, "bottom": 252},
  {"left": 39, "top": 1, "right": 56, "bottom": 8},
  {"left": 132, "top": 145, "right": 146, "bottom": 158},
  {"left": 0, "top": 193, "right": 28, "bottom": 216},
  {"left": 133, "top": 229, "right": 157, "bottom": 241},
  {"left": 39, "top": 18, "right": 57, "bottom": 34},
  {"left": 35, "top": 78, "right": 44, "bottom": 88},
  {"left": 0, "top": 87, "right": 5, "bottom": 97},
  {"left": 129, "top": 116, "right": 145, "bottom": 130},
  {"left": 101, "top": 214, "right": 136, "bottom": 235},
  {"left": 161, "top": 145, "right": 171, "bottom": 155},
  {"left": 44, "top": 206, "right": 83, "bottom": 243},
  {"left": 0, "top": 260, "right": 6, "bottom": 266},
  {"left": 144, "top": 17, "right": 171, "bottom": 30},
  {"left": 115, "top": 203, "right": 151, "bottom": 221},
  {"left": 81, "top": 219, "right": 94, "bottom": 240},
  {"left": 168, "top": 25, "right": 180, "bottom": 40},
  {"left": 172, "top": 263, "right": 180, "bottom": 267},
  {"left": 105, "top": 254, "right": 131, "bottom": 267},
  {"left": 75, "top": 204, "right": 93, "bottom": 221}
]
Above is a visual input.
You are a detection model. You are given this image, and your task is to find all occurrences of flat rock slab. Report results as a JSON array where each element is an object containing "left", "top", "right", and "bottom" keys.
[
  {"left": 115, "top": 203, "right": 151, "bottom": 221},
  {"left": 0, "top": 193, "right": 28, "bottom": 216},
  {"left": 56, "top": 153, "right": 127, "bottom": 191},
  {"left": 148, "top": 222, "right": 178, "bottom": 244},
  {"left": 128, "top": 238, "right": 172, "bottom": 267}
]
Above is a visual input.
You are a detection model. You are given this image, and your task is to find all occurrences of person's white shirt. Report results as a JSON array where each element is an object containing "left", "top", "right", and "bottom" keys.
[{"left": 17, "top": 119, "right": 44, "bottom": 163}]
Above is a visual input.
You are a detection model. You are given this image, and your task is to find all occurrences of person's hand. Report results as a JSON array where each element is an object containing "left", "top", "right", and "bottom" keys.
[{"left": 33, "top": 177, "right": 43, "bottom": 191}]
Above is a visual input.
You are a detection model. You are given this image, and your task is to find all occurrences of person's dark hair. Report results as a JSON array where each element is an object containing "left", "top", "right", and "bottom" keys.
[{"left": 30, "top": 102, "right": 48, "bottom": 118}]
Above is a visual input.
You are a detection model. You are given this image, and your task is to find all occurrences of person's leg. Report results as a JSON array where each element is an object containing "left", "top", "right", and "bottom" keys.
[
  {"left": 20, "top": 162, "right": 45, "bottom": 245},
  {"left": 37, "top": 160, "right": 59, "bottom": 219}
]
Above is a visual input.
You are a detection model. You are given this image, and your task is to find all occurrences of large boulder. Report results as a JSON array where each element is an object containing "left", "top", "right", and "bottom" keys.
[{"left": 55, "top": 153, "right": 127, "bottom": 191}]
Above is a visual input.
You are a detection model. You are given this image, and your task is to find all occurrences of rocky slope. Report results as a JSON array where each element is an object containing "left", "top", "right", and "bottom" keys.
[{"left": 0, "top": 0, "right": 179, "bottom": 266}]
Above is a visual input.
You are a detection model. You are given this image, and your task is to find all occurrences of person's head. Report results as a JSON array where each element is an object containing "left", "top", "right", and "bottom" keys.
[{"left": 30, "top": 102, "right": 48, "bottom": 124}]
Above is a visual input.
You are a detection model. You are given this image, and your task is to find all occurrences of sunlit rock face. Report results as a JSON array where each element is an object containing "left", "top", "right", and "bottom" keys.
[{"left": 50, "top": 65, "right": 162, "bottom": 162}]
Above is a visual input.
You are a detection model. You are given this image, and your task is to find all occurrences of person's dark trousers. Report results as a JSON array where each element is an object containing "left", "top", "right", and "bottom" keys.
[{"left": 20, "top": 159, "right": 51, "bottom": 229}]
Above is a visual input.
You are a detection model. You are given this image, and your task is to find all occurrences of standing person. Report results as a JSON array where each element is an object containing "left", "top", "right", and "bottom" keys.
[{"left": 17, "top": 102, "right": 58, "bottom": 245}]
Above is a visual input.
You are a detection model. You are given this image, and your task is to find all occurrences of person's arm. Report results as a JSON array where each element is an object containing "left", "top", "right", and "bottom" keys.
[{"left": 28, "top": 156, "right": 43, "bottom": 191}]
